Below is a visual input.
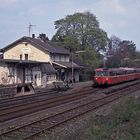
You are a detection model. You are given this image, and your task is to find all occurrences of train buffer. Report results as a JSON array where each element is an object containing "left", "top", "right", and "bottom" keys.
[{"left": 53, "top": 81, "right": 70, "bottom": 91}]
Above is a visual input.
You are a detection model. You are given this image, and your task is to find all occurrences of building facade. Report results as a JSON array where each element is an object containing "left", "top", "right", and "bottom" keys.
[
  {"left": 0, "top": 59, "right": 56, "bottom": 87},
  {"left": 0, "top": 35, "right": 80, "bottom": 87}
]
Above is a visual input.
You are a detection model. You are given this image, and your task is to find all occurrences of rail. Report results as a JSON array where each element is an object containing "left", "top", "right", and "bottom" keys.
[{"left": 0, "top": 81, "right": 140, "bottom": 139}]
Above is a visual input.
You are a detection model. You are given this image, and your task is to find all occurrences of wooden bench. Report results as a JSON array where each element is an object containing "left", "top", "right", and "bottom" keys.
[{"left": 53, "top": 81, "right": 69, "bottom": 91}]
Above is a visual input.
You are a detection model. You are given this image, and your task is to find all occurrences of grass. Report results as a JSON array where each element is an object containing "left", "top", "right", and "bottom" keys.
[{"left": 84, "top": 97, "right": 140, "bottom": 140}]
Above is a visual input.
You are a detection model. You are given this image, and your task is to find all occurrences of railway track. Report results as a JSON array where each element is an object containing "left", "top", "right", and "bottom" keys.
[
  {"left": 0, "top": 86, "right": 96, "bottom": 122},
  {"left": 0, "top": 87, "right": 61, "bottom": 106},
  {"left": 0, "top": 79, "right": 138, "bottom": 108},
  {"left": 0, "top": 81, "right": 140, "bottom": 139},
  {"left": 0, "top": 85, "right": 92, "bottom": 108}
]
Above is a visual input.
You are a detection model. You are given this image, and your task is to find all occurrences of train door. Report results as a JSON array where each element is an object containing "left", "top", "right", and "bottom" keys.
[{"left": 33, "top": 71, "right": 41, "bottom": 86}]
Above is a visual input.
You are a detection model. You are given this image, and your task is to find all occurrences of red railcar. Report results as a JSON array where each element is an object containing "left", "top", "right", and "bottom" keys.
[{"left": 93, "top": 67, "right": 140, "bottom": 87}]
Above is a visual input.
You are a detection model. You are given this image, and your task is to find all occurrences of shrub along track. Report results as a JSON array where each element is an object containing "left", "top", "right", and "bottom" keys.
[{"left": 0, "top": 80, "right": 140, "bottom": 139}]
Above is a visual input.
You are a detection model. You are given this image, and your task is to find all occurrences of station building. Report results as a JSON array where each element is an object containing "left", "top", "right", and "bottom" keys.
[{"left": 0, "top": 35, "right": 80, "bottom": 88}]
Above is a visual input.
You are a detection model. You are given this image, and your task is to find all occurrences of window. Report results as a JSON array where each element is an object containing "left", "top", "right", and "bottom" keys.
[
  {"left": 51, "top": 55, "right": 54, "bottom": 61},
  {"left": 25, "top": 54, "right": 28, "bottom": 60},
  {"left": 95, "top": 71, "right": 110, "bottom": 76},
  {"left": 59, "top": 55, "right": 61, "bottom": 61},
  {"left": 20, "top": 54, "right": 22, "bottom": 60},
  {"left": 9, "top": 67, "right": 14, "bottom": 77}
]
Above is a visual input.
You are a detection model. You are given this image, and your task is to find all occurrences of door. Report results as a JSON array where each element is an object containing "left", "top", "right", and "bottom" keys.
[
  {"left": 17, "top": 67, "right": 24, "bottom": 83},
  {"left": 33, "top": 71, "right": 41, "bottom": 86}
]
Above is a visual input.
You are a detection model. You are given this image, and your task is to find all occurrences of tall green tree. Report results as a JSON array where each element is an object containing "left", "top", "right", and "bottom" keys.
[
  {"left": 63, "top": 35, "right": 80, "bottom": 52},
  {"left": 52, "top": 11, "right": 108, "bottom": 52},
  {"left": 74, "top": 47, "right": 100, "bottom": 68},
  {"left": 74, "top": 47, "right": 100, "bottom": 80}
]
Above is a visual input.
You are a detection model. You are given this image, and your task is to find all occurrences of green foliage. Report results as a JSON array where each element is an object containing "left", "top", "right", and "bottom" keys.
[
  {"left": 52, "top": 12, "right": 106, "bottom": 80},
  {"left": 52, "top": 11, "right": 108, "bottom": 53},
  {"left": 112, "top": 98, "right": 140, "bottom": 124},
  {"left": 106, "top": 37, "right": 139, "bottom": 68},
  {"left": 87, "top": 28, "right": 108, "bottom": 52},
  {"left": 52, "top": 12, "right": 140, "bottom": 69},
  {"left": 85, "top": 98, "right": 140, "bottom": 140},
  {"left": 74, "top": 47, "right": 101, "bottom": 81},
  {"left": 77, "top": 47, "right": 100, "bottom": 67},
  {"left": 63, "top": 35, "right": 80, "bottom": 51}
]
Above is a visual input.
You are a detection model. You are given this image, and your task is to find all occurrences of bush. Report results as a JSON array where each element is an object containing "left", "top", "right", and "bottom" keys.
[{"left": 84, "top": 97, "right": 140, "bottom": 140}]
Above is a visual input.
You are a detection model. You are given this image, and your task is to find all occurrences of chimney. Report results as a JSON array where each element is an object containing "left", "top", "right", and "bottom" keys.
[{"left": 32, "top": 34, "right": 35, "bottom": 38}]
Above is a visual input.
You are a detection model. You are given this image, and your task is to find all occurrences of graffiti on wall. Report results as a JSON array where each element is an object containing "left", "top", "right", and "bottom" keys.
[{"left": 0, "top": 72, "right": 8, "bottom": 84}]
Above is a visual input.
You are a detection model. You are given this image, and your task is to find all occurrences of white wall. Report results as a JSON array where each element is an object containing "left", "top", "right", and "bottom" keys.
[{"left": 4, "top": 43, "right": 50, "bottom": 62}]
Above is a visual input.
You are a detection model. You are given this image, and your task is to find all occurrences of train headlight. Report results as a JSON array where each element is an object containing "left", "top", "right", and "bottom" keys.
[{"left": 106, "top": 78, "right": 108, "bottom": 80}]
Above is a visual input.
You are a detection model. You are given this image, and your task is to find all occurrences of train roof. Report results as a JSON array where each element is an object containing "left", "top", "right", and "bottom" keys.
[
  {"left": 95, "top": 67, "right": 136, "bottom": 72},
  {"left": 95, "top": 68, "right": 122, "bottom": 72},
  {"left": 119, "top": 67, "right": 135, "bottom": 71}
]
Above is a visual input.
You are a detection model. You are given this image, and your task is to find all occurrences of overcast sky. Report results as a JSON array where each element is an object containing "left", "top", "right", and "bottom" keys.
[{"left": 0, "top": 0, "right": 140, "bottom": 50}]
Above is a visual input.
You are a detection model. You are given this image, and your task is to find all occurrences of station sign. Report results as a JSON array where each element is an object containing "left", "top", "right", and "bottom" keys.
[{"left": 21, "top": 47, "right": 31, "bottom": 53}]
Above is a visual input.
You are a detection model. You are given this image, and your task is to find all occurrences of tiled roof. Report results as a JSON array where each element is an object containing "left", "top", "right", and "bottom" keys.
[
  {"left": 26, "top": 37, "right": 70, "bottom": 54},
  {"left": 41, "top": 63, "right": 57, "bottom": 74},
  {"left": 1, "top": 36, "right": 70, "bottom": 55},
  {"left": 53, "top": 61, "right": 81, "bottom": 69}
]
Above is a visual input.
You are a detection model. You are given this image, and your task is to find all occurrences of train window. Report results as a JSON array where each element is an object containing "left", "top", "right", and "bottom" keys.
[
  {"left": 110, "top": 72, "right": 115, "bottom": 76},
  {"left": 95, "top": 71, "right": 109, "bottom": 76}
]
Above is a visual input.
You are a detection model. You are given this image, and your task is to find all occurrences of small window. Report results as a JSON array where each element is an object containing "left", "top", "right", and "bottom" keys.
[
  {"left": 59, "top": 55, "right": 61, "bottom": 61},
  {"left": 20, "top": 54, "right": 22, "bottom": 60},
  {"left": 25, "top": 54, "right": 28, "bottom": 60}
]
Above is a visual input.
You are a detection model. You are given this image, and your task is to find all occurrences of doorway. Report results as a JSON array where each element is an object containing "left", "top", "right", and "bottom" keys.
[{"left": 33, "top": 71, "right": 41, "bottom": 86}]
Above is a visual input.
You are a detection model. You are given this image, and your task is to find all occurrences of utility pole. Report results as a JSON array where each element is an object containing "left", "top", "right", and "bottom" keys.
[
  {"left": 71, "top": 51, "right": 74, "bottom": 85},
  {"left": 28, "top": 23, "right": 36, "bottom": 37},
  {"left": 71, "top": 50, "right": 85, "bottom": 85}
]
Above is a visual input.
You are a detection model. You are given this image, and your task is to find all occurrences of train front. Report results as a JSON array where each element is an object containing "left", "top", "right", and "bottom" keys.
[{"left": 93, "top": 68, "right": 110, "bottom": 87}]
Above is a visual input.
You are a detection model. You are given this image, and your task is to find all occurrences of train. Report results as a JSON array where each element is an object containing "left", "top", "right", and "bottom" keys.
[{"left": 93, "top": 67, "right": 140, "bottom": 87}]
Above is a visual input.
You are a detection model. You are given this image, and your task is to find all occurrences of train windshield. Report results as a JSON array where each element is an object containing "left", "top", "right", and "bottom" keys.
[{"left": 95, "top": 71, "right": 110, "bottom": 76}]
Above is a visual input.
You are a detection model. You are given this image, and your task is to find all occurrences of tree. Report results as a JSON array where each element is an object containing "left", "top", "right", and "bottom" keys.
[
  {"left": 106, "top": 37, "right": 137, "bottom": 67},
  {"left": 63, "top": 35, "right": 80, "bottom": 52},
  {"left": 118, "top": 40, "right": 136, "bottom": 59},
  {"left": 74, "top": 47, "right": 100, "bottom": 67},
  {"left": 106, "top": 36, "right": 121, "bottom": 67},
  {"left": 52, "top": 11, "right": 108, "bottom": 52},
  {"left": 38, "top": 33, "right": 49, "bottom": 42},
  {"left": 74, "top": 47, "right": 100, "bottom": 80},
  {"left": 107, "top": 36, "right": 121, "bottom": 56}
]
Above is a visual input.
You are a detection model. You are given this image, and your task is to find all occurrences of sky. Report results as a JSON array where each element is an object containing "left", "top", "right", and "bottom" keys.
[{"left": 0, "top": 0, "right": 140, "bottom": 50}]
